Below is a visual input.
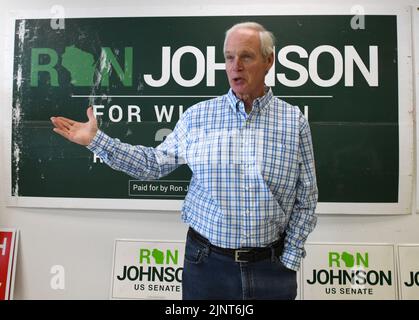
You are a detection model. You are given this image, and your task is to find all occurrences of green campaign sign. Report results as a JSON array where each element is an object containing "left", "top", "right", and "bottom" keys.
[{"left": 10, "top": 14, "right": 412, "bottom": 213}]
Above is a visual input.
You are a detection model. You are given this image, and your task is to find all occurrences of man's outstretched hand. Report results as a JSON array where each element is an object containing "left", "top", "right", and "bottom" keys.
[{"left": 51, "top": 106, "right": 98, "bottom": 146}]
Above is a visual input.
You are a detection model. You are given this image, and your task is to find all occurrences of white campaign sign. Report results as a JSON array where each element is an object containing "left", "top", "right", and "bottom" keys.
[
  {"left": 301, "top": 243, "right": 397, "bottom": 300},
  {"left": 397, "top": 244, "right": 419, "bottom": 299},
  {"left": 110, "top": 239, "right": 185, "bottom": 300}
]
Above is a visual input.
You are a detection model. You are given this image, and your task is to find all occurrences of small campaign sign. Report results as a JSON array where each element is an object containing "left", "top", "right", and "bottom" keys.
[
  {"left": 0, "top": 228, "right": 19, "bottom": 300},
  {"left": 397, "top": 244, "right": 419, "bottom": 299},
  {"left": 301, "top": 243, "right": 397, "bottom": 300},
  {"left": 111, "top": 239, "right": 185, "bottom": 299}
]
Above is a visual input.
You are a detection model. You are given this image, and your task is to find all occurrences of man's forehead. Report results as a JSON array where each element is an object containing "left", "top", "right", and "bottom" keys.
[
  {"left": 224, "top": 28, "right": 260, "bottom": 52},
  {"left": 229, "top": 27, "right": 259, "bottom": 37},
  {"left": 226, "top": 28, "right": 258, "bottom": 42}
]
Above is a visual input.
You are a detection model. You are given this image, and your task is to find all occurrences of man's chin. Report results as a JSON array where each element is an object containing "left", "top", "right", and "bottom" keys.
[{"left": 231, "top": 88, "right": 248, "bottom": 99}]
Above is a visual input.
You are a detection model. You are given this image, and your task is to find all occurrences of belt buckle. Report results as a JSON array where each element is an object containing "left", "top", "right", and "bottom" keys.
[{"left": 235, "top": 249, "right": 251, "bottom": 262}]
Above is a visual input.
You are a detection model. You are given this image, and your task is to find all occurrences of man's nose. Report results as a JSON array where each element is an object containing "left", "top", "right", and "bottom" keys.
[{"left": 232, "top": 57, "right": 243, "bottom": 70}]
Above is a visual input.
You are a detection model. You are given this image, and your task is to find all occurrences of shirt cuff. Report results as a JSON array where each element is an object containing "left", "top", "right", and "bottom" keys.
[
  {"left": 86, "top": 130, "right": 112, "bottom": 154},
  {"left": 280, "top": 247, "right": 304, "bottom": 271}
]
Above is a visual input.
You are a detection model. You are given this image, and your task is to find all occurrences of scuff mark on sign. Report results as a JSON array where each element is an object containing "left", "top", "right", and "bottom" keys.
[
  {"left": 12, "top": 19, "right": 27, "bottom": 196},
  {"left": 88, "top": 48, "right": 111, "bottom": 106}
]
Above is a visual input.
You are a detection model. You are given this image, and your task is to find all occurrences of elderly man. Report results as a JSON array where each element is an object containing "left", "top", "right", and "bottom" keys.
[{"left": 51, "top": 22, "right": 318, "bottom": 300}]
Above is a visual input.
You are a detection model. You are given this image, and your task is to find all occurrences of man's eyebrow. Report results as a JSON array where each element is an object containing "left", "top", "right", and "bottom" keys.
[{"left": 224, "top": 49, "right": 255, "bottom": 55}]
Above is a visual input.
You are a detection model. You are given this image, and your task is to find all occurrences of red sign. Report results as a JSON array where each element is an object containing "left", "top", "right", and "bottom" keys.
[{"left": 0, "top": 229, "right": 18, "bottom": 300}]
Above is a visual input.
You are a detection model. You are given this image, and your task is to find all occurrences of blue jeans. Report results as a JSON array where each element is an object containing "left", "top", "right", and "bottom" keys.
[{"left": 182, "top": 229, "right": 297, "bottom": 300}]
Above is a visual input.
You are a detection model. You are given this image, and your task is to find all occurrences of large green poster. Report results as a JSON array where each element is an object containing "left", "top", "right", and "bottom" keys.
[{"left": 10, "top": 15, "right": 406, "bottom": 212}]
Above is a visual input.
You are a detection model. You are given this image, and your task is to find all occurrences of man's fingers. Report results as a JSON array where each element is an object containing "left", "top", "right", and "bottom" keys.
[
  {"left": 51, "top": 116, "right": 76, "bottom": 131},
  {"left": 57, "top": 116, "right": 76, "bottom": 128},
  {"left": 52, "top": 116, "right": 76, "bottom": 126},
  {"left": 51, "top": 120, "right": 68, "bottom": 132},
  {"left": 53, "top": 127, "right": 70, "bottom": 140},
  {"left": 51, "top": 117, "right": 65, "bottom": 131}
]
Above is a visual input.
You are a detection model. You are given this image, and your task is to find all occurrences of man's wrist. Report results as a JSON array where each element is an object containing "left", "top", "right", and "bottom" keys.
[
  {"left": 280, "top": 249, "right": 302, "bottom": 271},
  {"left": 86, "top": 129, "right": 104, "bottom": 152}
]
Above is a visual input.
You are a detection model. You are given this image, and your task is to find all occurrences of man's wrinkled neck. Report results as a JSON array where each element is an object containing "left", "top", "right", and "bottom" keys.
[{"left": 232, "top": 87, "right": 268, "bottom": 113}]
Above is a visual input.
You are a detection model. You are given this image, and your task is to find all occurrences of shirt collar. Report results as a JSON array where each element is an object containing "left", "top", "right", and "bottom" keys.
[{"left": 227, "top": 87, "right": 274, "bottom": 114}]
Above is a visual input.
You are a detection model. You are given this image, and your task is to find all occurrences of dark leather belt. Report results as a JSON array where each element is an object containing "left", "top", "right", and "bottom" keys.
[{"left": 187, "top": 227, "right": 285, "bottom": 263}]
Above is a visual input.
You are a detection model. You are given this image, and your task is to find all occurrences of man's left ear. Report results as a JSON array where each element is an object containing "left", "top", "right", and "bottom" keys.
[{"left": 266, "top": 52, "right": 274, "bottom": 70}]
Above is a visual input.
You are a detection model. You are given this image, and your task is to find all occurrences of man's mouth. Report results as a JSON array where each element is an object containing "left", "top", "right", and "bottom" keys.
[{"left": 233, "top": 77, "right": 245, "bottom": 84}]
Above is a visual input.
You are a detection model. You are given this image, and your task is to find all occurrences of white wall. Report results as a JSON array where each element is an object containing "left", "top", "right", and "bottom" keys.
[{"left": 1, "top": 0, "right": 418, "bottom": 299}]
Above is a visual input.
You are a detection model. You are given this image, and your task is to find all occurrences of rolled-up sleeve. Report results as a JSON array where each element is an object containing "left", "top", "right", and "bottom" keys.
[{"left": 86, "top": 110, "right": 190, "bottom": 180}]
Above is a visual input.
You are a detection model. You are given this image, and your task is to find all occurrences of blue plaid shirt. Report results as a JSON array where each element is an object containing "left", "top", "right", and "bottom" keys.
[{"left": 87, "top": 87, "right": 318, "bottom": 271}]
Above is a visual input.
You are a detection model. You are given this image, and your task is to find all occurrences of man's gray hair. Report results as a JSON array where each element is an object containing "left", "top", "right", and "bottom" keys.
[{"left": 223, "top": 22, "right": 276, "bottom": 59}]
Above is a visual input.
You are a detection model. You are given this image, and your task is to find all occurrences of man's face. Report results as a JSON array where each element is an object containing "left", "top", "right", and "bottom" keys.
[{"left": 224, "top": 28, "right": 273, "bottom": 101}]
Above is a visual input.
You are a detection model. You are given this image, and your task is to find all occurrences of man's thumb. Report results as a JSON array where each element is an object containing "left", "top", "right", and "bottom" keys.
[{"left": 86, "top": 106, "right": 96, "bottom": 123}]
